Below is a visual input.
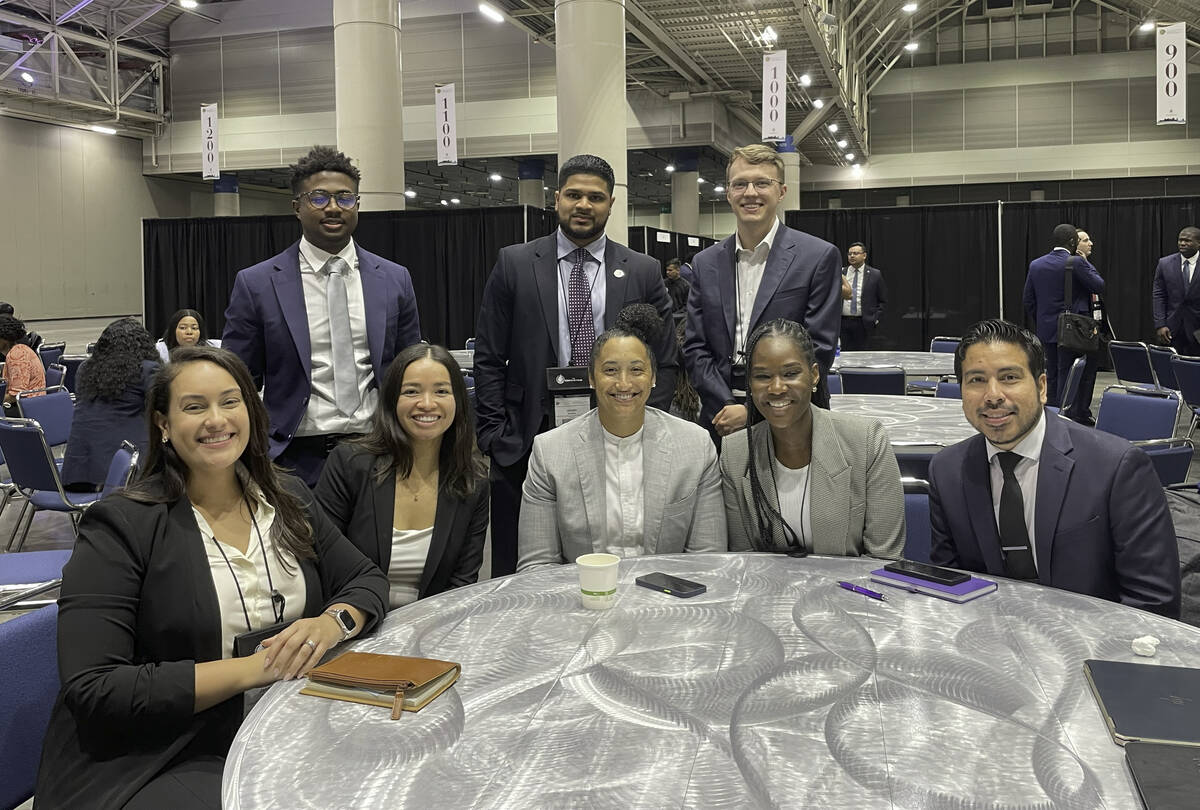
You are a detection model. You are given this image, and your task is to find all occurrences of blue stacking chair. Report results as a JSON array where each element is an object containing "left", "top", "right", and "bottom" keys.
[
  {"left": 0, "top": 604, "right": 61, "bottom": 810},
  {"left": 909, "top": 336, "right": 960, "bottom": 394},
  {"left": 929, "top": 336, "right": 960, "bottom": 354},
  {"left": 1057, "top": 356, "right": 1087, "bottom": 420},
  {"left": 1138, "top": 438, "right": 1195, "bottom": 486},
  {"left": 839, "top": 366, "right": 906, "bottom": 395},
  {"left": 827, "top": 374, "right": 842, "bottom": 395},
  {"left": 16, "top": 386, "right": 74, "bottom": 452},
  {"left": 1170, "top": 355, "right": 1200, "bottom": 438},
  {"left": 59, "top": 355, "right": 88, "bottom": 393},
  {"left": 0, "top": 549, "right": 72, "bottom": 610},
  {"left": 1108, "top": 341, "right": 1159, "bottom": 391},
  {"left": 1148, "top": 345, "right": 1179, "bottom": 391},
  {"left": 1096, "top": 386, "right": 1181, "bottom": 443},
  {"left": 45, "top": 363, "right": 66, "bottom": 389},
  {"left": 934, "top": 381, "right": 960, "bottom": 399},
  {"left": 36, "top": 342, "right": 66, "bottom": 370},
  {"left": 465, "top": 337, "right": 476, "bottom": 350},
  {"left": 902, "top": 478, "right": 932, "bottom": 563}
]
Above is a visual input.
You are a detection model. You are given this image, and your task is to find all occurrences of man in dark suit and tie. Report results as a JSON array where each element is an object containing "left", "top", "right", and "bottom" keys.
[
  {"left": 474, "top": 153, "right": 677, "bottom": 577},
  {"left": 223, "top": 146, "right": 421, "bottom": 487},
  {"left": 929, "top": 319, "right": 1179, "bottom": 618},
  {"left": 682, "top": 144, "right": 841, "bottom": 436},
  {"left": 840, "top": 242, "right": 887, "bottom": 351},
  {"left": 1021, "top": 223, "right": 1104, "bottom": 424},
  {"left": 1152, "top": 226, "right": 1200, "bottom": 355}
]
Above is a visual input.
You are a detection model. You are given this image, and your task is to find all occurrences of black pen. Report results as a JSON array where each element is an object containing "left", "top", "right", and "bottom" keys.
[{"left": 837, "top": 581, "right": 887, "bottom": 601}]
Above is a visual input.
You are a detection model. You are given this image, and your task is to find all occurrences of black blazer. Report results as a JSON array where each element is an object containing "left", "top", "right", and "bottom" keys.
[
  {"left": 473, "top": 232, "right": 678, "bottom": 467},
  {"left": 35, "top": 476, "right": 388, "bottom": 810},
  {"left": 315, "top": 444, "right": 489, "bottom": 598},
  {"left": 844, "top": 264, "right": 887, "bottom": 328}
]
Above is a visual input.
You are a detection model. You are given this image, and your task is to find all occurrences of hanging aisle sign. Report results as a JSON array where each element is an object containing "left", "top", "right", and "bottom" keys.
[
  {"left": 761, "top": 50, "right": 787, "bottom": 141},
  {"left": 200, "top": 103, "right": 219, "bottom": 179},
  {"left": 435, "top": 83, "right": 458, "bottom": 165},
  {"left": 1156, "top": 23, "right": 1187, "bottom": 125}
]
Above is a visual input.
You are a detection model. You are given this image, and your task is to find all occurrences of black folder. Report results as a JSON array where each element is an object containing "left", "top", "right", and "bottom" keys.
[
  {"left": 1083, "top": 659, "right": 1200, "bottom": 747},
  {"left": 1125, "top": 742, "right": 1200, "bottom": 810}
]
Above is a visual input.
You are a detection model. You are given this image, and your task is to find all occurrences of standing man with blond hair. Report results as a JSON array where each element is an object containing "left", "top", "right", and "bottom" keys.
[{"left": 682, "top": 143, "right": 842, "bottom": 437}]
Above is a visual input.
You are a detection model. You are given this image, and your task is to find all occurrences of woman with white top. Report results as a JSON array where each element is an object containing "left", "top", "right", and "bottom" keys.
[
  {"left": 721, "top": 318, "right": 905, "bottom": 558},
  {"left": 517, "top": 305, "right": 726, "bottom": 571},
  {"left": 315, "top": 343, "right": 488, "bottom": 609},
  {"left": 157, "top": 308, "right": 220, "bottom": 362},
  {"left": 35, "top": 346, "right": 387, "bottom": 809}
]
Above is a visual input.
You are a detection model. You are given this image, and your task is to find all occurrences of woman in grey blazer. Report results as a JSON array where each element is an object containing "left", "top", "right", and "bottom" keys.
[
  {"left": 721, "top": 318, "right": 904, "bottom": 558},
  {"left": 518, "top": 306, "right": 726, "bottom": 571}
]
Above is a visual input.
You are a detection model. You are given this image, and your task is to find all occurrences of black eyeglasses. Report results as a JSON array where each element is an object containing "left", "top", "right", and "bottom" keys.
[
  {"left": 728, "top": 179, "right": 782, "bottom": 193},
  {"left": 295, "top": 189, "right": 360, "bottom": 210}
]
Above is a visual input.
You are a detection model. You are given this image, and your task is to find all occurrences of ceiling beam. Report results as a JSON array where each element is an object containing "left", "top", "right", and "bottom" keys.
[
  {"left": 0, "top": 33, "right": 48, "bottom": 81},
  {"left": 791, "top": 0, "right": 869, "bottom": 158},
  {"left": 115, "top": 2, "right": 169, "bottom": 39},
  {"left": 0, "top": 7, "right": 166, "bottom": 64},
  {"left": 55, "top": 0, "right": 99, "bottom": 26}
]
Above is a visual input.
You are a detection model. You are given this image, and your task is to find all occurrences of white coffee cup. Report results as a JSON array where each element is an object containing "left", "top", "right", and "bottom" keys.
[{"left": 576, "top": 553, "right": 620, "bottom": 610}]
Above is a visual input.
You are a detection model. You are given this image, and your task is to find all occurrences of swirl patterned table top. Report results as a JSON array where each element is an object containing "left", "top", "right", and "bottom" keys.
[
  {"left": 830, "top": 393, "right": 977, "bottom": 446},
  {"left": 224, "top": 554, "right": 1200, "bottom": 809},
  {"left": 832, "top": 351, "right": 956, "bottom": 377}
]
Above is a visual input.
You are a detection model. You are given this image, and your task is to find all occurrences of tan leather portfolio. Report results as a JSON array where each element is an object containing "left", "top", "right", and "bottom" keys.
[{"left": 300, "top": 651, "right": 461, "bottom": 719}]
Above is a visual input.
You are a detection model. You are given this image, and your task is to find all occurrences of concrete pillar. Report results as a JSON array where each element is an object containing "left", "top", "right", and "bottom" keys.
[
  {"left": 333, "top": 0, "right": 405, "bottom": 211},
  {"left": 778, "top": 136, "right": 801, "bottom": 212},
  {"left": 671, "top": 150, "right": 699, "bottom": 234},
  {"left": 518, "top": 158, "right": 545, "bottom": 208},
  {"left": 555, "top": 0, "right": 627, "bottom": 238},
  {"left": 213, "top": 173, "right": 240, "bottom": 217}
]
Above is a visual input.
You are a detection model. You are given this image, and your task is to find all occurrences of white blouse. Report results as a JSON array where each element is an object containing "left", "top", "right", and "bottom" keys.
[
  {"left": 387, "top": 525, "right": 433, "bottom": 609},
  {"left": 195, "top": 491, "right": 307, "bottom": 659},
  {"left": 773, "top": 458, "right": 813, "bottom": 553},
  {"left": 603, "top": 425, "right": 645, "bottom": 558}
]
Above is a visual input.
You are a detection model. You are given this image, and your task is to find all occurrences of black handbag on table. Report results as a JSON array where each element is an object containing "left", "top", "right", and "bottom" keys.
[{"left": 1056, "top": 256, "right": 1100, "bottom": 353}]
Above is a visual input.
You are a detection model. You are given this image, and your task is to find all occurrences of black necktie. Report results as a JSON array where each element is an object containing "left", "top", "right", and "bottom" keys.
[{"left": 997, "top": 452, "right": 1037, "bottom": 580}]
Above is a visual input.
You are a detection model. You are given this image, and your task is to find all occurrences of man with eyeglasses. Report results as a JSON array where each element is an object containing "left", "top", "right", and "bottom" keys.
[
  {"left": 682, "top": 143, "right": 841, "bottom": 437},
  {"left": 223, "top": 145, "right": 421, "bottom": 486},
  {"left": 840, "top": 242, "right": 887, "bottom": 352}
]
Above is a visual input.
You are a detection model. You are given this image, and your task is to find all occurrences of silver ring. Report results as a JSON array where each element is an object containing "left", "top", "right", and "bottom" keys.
[{"left": 305, "top": 639, "right": 317, "bottom": 652}]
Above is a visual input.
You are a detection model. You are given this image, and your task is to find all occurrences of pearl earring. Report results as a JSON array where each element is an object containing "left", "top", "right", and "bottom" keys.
[{"left": 161, "top": 435, "right": 169, "bottom": 444}]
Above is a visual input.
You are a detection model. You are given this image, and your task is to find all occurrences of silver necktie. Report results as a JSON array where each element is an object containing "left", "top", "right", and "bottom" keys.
[{"left": 323, "top": 257, "right": 359, "bottom": 417}]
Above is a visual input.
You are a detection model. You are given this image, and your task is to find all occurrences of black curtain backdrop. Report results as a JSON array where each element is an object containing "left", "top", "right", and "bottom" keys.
[
  {"left": 787, "top": 205, "right": 1000, "bottom": 351},
  {"left": 628, "top": 226, "right": 717, "bottom": 274},
  {"left": 999, "top": 198, "right": 1200, "bottom": 343},
  {"left": 143, "top": 206, "right": 558, "bottom": 351}
]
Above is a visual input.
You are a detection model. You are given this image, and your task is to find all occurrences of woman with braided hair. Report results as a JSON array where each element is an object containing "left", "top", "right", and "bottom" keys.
[{"left": 721, "top": 318, "right": 904, "bottom": 558}]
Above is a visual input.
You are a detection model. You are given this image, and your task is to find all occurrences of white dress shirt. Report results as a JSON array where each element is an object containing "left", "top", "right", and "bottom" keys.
[
  {"left": 296, "top": 236, "right": 377, "bottom": 436},
  {"left": 603, "top": 424, "right": 645, "bottom": 557},
  {"left": 556, "top": 229, "right": 607, "bottom": 367},
  {"left": 842, "top": 265, "right": 865, "bottom": 317},
  {"left": 773, "top": 457, "right": 813, "bottom": 552},
  {"left": 387, "top": 525, "right": 434, "bottom": 609},
  {"left": 985, "top": 412, "right": 1047, "bottom": 570},
  {"left": 734, "top": 217, "right": 781, "bottom": 356},
  {"left": 196, "top": 485, "right": 308, "bottom": 659}
]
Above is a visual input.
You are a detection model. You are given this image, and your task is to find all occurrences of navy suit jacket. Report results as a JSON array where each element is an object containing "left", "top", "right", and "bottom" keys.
[
  {"left": 845, "top": 264, "right": 886, "bottom": 328},
  {"left": 473, "top": 232, "right": 677, "bottom": 467},
  {"left": 1152, "top": 252, "right": 1200, "bottom": 346},
  {"left": 222, "top": 241, "right": 421, "bottom": 458},
  {"left": 1022, "top": 249, "right": 1104, "bottom": 344},
  {"left": 682, "top": 224, "right": 841, "bottom": 424},
  {"left": 928, "top": 410, "right": 1180, "bottom": 617}
]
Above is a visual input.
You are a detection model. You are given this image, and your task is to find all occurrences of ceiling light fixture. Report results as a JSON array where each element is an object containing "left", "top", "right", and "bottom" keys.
[
  {"left": 1139, "top": 21, "right": 1155, "bottom": 32},
  {"left": 440, "top": 199, "right": 449, "bottom": 206},
  {"left": 762, "top": 26, "right": 778, "bottom": 44},
  {"left": 827, "top": 123, "right": 838, "bottom": 133},
  {"left": 90, "top": 125, "right": 116, "bottom": 135},
  {"left": 450, "top": 198, "right": 461, "bottom": 204},
  {"left": 904, "top": 42, "right": 919, "bottom": 52},
  {"left": 179, "top": 0, "right": 198, "bottom": 9},
  {"left": 665, "top": 164, "right": 675, "bottom": 173},
  {"left": 852, "top": 164, "right": 862, "bottom": 173},
  {"left": 844, "top": 153, "right": 855, "bottom": 160},
  {"left": 799, "top": 74, "right": 811, "bottom": 87},
  {"left": 836, "top": 139, "right": 848, "bottom": 148},
  {"left": 812, "top": 98, "right": 825, "bottom": 109},
  {"left": 489, "top": 172, "right": 502, "bottom": 181},
  {"left": 20, "top": 71, "right": 34, "bottom": 84},
  {"left": 404, "top": 189, "right": 416, "bottom": 198},
  {"left": 713, "top": 185, "right": 725, "bottom": 193},
  {"left": 698, "top": 177, "right": 706, "bottom": 184},
  {"left": 478, "top": 3, "right": 504, "bottom": 23},
  {"left": 902, "top": 2, "right": 918, "bottom": 12}
]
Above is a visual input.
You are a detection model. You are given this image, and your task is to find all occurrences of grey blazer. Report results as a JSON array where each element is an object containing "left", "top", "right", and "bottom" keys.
[
  {"left": 720, "top": 407, "right": 905, "bottom": 558},
  {"left": 517, "top": 408, "right": 727, "bottom": 571}
]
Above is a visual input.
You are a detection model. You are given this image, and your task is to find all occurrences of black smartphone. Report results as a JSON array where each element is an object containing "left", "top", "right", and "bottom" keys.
[
  {"left": 883, "top": 560, "right": 969, "bottom": 586},
  {"left": 635, "top": 572, "right": 706, "bottom": 598}
]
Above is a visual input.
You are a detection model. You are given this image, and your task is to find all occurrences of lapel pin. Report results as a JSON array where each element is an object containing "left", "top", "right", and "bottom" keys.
[{"left": 613, "top": 269, "right": 625, "bottom": 278}]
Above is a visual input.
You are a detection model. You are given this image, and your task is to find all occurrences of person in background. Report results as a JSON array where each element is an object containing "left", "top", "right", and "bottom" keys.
[
  {"left": 62, "top": 318, "right": 160, "bottom": 491},
  {"left": 0, "top": 314, "right": 46, "bottom": 412},
  {"left": 316, "top": 344, "right": 488, "bottom": 609},
  {"left": 158, "top": 308, "right": 218, "bottom": 362},
  {"left": 721, "top": 318, "right": 904, "bottom": 558},
  {"left": 517, "top": 305, "right": 724, "bottom": 571},
  {"left": 35, "top": 346, "right": 387, "bottom": 809},
  {"left": 929, "top": 319, "right": 1179, "bottom": 618},
  {"left": 839, "top": 242, "right": 887, "bottom": 352},
  {"left": 664, "top": 257, "right": 691, "bottom": 315},
  {"left": 1152, "top": 226, "right": 1200, "bottom": 356},
  {"left": 0, "top": 301, "right": 44, "bottom": 351}
]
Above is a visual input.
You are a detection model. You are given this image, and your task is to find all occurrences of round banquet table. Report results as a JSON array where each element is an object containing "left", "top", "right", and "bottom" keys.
[
  {"left": 223, "top": 554, "right": 1200, "bottom": 809},
  {"left": 830, "top": 393, "right": 977, "bottom": 446},
  {"left": 832, "top": 351, "right": 955, "bottom": 377}
]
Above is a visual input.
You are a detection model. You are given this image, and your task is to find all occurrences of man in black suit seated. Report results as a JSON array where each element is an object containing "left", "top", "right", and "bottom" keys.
[{"left": 474, "top": 153, "right": 677, "bottom": 577}]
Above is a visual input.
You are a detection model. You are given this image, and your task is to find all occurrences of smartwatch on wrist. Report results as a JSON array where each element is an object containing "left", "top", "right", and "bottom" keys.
[{"left": 324, "top": 608, "right": 356, "bottom": 642}]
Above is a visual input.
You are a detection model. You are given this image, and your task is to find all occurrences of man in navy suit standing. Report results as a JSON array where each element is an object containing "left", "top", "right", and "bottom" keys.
[
  {"left": 223, "top": 146, "right": 421, "bottom": 486},
  {"left": 839, "top": 242, "right": 887, "bottom": 351},
  {"left": 929, "top": 319, "right": 1179, "bottom": 618},
  {"left": 1152, "top": 226, "right": 1200, "bottom": 355},
  {"left": 683, "top": 144, "right": 841, "bottom": 436},
  {"left": 474, "top": 154, "right": 677, "bottom": 577},
  {"left": 1022, "top": 223, "right": 1104, "bottom": 424}
]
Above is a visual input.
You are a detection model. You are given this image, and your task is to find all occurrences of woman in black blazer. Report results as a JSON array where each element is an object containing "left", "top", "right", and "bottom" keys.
[
  {"left": 36, "top": 346, "right": 388, "bottom": 809},
  {"left": 316, "top": 343, "right": 488, "bottom": 608}
]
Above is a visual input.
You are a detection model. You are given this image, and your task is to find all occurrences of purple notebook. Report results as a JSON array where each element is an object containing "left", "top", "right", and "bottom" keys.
[{"left": 869, "top": 568, "right": 997, "bottom": 603}]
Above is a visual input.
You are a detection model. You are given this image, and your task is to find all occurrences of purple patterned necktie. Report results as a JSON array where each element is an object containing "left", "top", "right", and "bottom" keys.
[{"left": 567, "top": 247, "right": 595, "bottom": 366}]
